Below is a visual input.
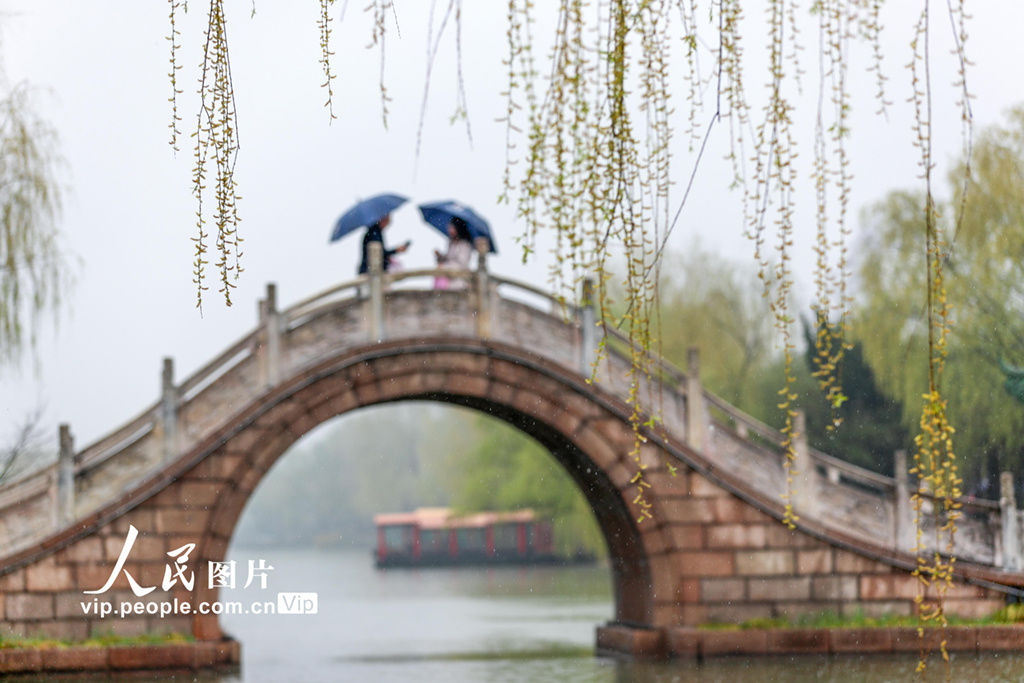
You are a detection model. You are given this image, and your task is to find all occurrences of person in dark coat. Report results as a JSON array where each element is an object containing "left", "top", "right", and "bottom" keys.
[{"left": 358, "top": 213, "right": 409, "bottom": 274}]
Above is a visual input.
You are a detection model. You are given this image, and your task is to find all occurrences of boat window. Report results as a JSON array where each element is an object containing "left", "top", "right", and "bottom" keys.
[
  {"left": 383, "top": 524, "right": 413, "bottom": 553},
  {"left": 456, "top": 527, "right": 486, "bottom": 551},
  {"left": 493, "top": 523, "right": 519, "bottom": 552},
  {"left": 421, "top": 529, "right": 446, "bottom": 553}
]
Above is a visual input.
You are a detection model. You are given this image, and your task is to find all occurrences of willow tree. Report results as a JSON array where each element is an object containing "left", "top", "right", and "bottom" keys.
[
  {"left": 858, "top": 108, "right": 1024, "bottom": 494},
  {"left": 0, "top": 75, "right": 67, "bottom": 369},
  {"left": 172, "top": 0, "right": 972, "bottom": 666}
]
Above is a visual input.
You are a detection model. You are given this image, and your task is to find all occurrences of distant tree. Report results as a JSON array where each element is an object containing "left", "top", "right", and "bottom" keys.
[
  {"left": 446, "top": 414, "right": 605, "bottom": 558},
  {"left": 234, "top": 403, "right": 456, "bottom": 548},
  {"left": 0, "top": 68, "right": 69, "bottom": 486},
  {"left": 856, "top": 108, "right": 1024, "bottom": 493},
  {"left": 655, "top": 245, "right": 779, "bottom": 415},
  {"left": 800, "top": 316, "right": 907, "bottom": 475},
  {"left": 0, "top": 405, "right": 45, "bottom": 485},
  {"left": 0, "top": 78, "right": 68, "bottom": 369}
]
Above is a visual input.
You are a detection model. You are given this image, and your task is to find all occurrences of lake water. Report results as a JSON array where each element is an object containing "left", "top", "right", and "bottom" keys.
[
  {"left": 216, "top": 548, "right": 1024, "bottom": 682},
  {"left": 34, "top": 547, "right": 1024, "bottom": 681}
]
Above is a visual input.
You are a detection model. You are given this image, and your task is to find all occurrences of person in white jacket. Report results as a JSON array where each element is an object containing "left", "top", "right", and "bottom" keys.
[{"left": 433, "top": 216, "right": 474, "bottom": 290}]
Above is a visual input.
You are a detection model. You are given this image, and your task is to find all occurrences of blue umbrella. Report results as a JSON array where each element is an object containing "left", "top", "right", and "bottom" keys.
[
  {"left": 330, "top": 193, "right": 408, "bottom": 242},
  {"left": 417, "top": 200, "right": 497, "bottom": 253}
]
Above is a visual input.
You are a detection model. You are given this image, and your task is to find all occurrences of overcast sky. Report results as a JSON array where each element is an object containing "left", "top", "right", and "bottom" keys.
[{"left": 2, "top": 2, "right": 1023, "bottom": 450}]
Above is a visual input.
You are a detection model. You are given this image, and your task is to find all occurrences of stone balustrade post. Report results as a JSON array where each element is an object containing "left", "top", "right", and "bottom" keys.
[
  {"left": 257, "top": 297, "right": 267, "bottom": 382},
  {"left": 258, "top": 282, "right": 282, "bottom": 388},
  {"left": 161, "top": 357, "right": 178, "bottom": 462},
  {"left": 580, "top": 278, "right": 597, "bottom": 377},
  {"left": 792, "top": 410, "right": 818, "bottom": 517},
  {"left": 893, "top": 449, "right": 914, "bottom": 552},
  {"left": 685, "top": 348, "right": 708, "bottom": 453},
  {"left": 1000, "top": 471, "right": 1021, "bottom": 572},
  {"left": 56, "top": 424, "right": 74, "bottom": 528},
  {"left": 367, "top": 242, "right": 385, "bottom": 342},
  {"left": 474, "top": 237, "right": 491, "bottom": 339}
]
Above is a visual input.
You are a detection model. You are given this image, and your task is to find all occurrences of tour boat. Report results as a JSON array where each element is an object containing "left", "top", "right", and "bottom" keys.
[{"left": 373, "top": 507, "right": 589, "bottom": 568}]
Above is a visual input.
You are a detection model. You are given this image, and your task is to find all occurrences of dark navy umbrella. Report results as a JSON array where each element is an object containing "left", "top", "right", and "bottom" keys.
[
  {"left": 330, "top": 193, "right": 408, "bottom": 242},
  {"left": 417, "top": 200, "right": 497, "bottom": 253}
]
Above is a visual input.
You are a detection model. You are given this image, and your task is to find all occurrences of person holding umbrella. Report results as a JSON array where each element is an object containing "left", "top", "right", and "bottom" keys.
[
  {"left": 418, "top": 200, "right": 497, "bottom": 255},
  {"left": 358, "top": 213, "right": 410, "bottom": 275},
  {"left": 417, "top": 200, "right": 497, "bottom": 289},
  {"left": 433, "top": 216, "right": 473, "bottom": 290},
  {"left": 328, "top": 193, "right": 412, "bottom": 275}
]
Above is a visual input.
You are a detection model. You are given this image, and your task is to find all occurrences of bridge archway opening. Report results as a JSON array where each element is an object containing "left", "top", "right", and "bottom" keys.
[
  {"left": 221, "top": 400, "right": 624, "bottom": 664},
  {"left": 229, "top": 401, "right": 609, "bottom": 561}
]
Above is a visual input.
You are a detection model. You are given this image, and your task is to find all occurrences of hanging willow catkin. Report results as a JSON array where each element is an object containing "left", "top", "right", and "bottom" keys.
[
  {"left": 173, "top": 8, "right": 972, "bottom": 671},
  {"left": 191, "top": 0, "right": 242, "bottom": 311}
]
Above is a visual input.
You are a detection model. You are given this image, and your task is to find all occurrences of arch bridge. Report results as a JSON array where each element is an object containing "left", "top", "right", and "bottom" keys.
[{"left": 1, "top": 252, "right": 1022, "bottom": 658}]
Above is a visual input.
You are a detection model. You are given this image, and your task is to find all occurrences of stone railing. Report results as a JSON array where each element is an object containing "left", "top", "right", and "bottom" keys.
[
  {"left": 703, "top": 388, "right": 1015, "bottom": 568},
  {"left": 0, "top": 239, "right": 1020, "bottom": 574}
]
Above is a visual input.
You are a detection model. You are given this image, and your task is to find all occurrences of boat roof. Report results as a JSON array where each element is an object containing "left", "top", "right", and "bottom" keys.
[{"left": 374, "top": 507, "right": 537, "bottom": 528}]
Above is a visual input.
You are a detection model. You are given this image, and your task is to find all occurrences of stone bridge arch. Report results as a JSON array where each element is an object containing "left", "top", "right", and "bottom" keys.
[
  {"left": 0, "top": 267, "right": 1022, "bottom": 656},
  {"left": 190, "top": 338, "right": 671, "bottom": 639}
]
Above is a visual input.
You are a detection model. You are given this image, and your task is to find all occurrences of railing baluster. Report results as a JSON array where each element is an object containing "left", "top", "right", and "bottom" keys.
[
  {"left": 161, "top": 357, "right": 178, "bottom": 462},
  {"left": 580, "top": 278, "right": 596, "bottom": 377},
  {"left": 367, "top": 242, "right": 385, "bottom": 342},
  {"left": 258, "top": 282, "right": 282, "bottom": 388},
  {"left": 56, "top": 424, "right": 74, "bottom": 528},
  {"left": 474, "top": 237, "right": 491, "bottom": 339},
  {"left": 793, "top": 410, "right": 818, "bottom": 517},
  {"left": 893, "top": 449, "right": 913, "bottom": 552},
  {"left": 686, "top": 348, "right": 708, "bottom": 453},
  {"left": 1000, "top": 471, "right": 1021, "bottom": 572}
]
